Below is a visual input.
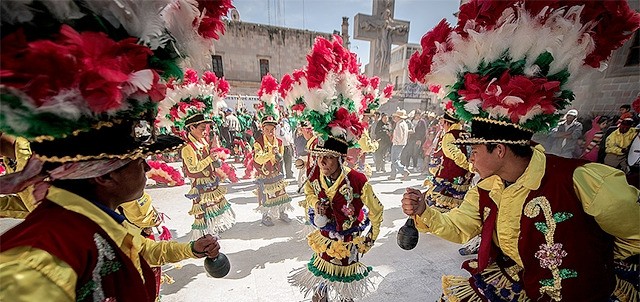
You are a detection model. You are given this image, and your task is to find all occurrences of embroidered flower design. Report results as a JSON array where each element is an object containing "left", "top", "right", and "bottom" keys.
[{"left": 535, "top": 243, "right": 567, "bottom": 269}]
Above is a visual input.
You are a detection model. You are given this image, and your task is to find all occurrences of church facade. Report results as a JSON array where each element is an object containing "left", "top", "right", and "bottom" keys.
[{"left": 213, "top": 20, "right": 333, "bottom": 109}]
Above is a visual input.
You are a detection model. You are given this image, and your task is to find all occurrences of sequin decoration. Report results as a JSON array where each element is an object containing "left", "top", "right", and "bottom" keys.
[{"left": 524, "top": 197, "right": 577, "bottom": 301}]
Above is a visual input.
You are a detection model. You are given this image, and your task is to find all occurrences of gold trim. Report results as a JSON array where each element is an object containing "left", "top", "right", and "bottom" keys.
[
  {"left": 33, "top": 120, "right": 119, "bottom": 142},
  {"left": 34, "top": 142, "right": 185, "bottom": 163},
  {"left": 453, "top": 137, "right": 531, "bottom": 145},
  {"left": 309, "top": 147, "right": 345, "bottom": 157},
  {"left": 473, "top": 117, "right": 534, "bottom": 133}
]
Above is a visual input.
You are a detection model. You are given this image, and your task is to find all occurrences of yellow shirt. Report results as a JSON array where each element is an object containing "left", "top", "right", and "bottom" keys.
[
  {"left": 0, "top": 137, "right": 36, "bottom": 217},
  {"left": 253, "top": 134, "right": 283, "bottom": 165},
  {"left": 358, "top": 131, "right": 378, "bottom": 153},
  {"left": 0, "top": 187, "right": 197, "bottom": 302},
  {"left": 605, "top": 128, "right": 638, "bottom": 155},
  {"left": 181, "top": 134, "right": 214, "bottom": 177},
  {"left": 304, "top": 167, "right": 384, "bottom": 241},
  {"left": 414, "top": 145, "right": 640, "bottom": 267},
  {"left": 119, "top": 193, "right": 160, "bottom": 229},
  {"left": 441, "top": 123, "right": 470, "bottom": 171}
]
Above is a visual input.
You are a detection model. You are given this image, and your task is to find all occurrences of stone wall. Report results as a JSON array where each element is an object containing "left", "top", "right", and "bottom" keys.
[{"left": 214, "top": 21, "right": 332, "bottom": 96}]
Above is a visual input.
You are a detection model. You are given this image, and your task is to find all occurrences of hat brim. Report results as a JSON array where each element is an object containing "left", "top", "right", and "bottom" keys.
[
  {"left": 309, "top": 147, "right": 345, "bottom": 157},
  {"left": 31, "top": 121, "right": 185, "bottom": 163},
  {"left": 452, "top": 118, "right": 533, "bottom": 146}
]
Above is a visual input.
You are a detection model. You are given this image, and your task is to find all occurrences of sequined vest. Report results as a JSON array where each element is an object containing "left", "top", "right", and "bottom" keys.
[
  {"left": 308, "top": 167, "right": 367, "bottom": 242},
  {"left": 476, "top": 155, "right": 615, "bottom": 301},
  {"left": 1, "top": 200, "right": 157, "bottom": 302}
]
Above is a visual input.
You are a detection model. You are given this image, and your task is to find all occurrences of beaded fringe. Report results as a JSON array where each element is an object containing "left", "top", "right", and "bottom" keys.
[
  {"left": 288, "top": 258, "right": 376, "bottom": 300},
  {"left": 441, "top": 264, "right": 530, "bottom": 302}
]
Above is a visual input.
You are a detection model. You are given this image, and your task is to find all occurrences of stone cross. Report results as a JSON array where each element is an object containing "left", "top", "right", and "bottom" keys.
[{"left": 354, "top": 0, "right": 409, "bottom": 81}]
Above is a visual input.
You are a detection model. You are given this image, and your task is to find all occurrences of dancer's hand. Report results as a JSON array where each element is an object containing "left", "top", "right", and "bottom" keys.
[
  {"left": 401, "top": 187, "right": 426, "bottom": 216},
  {"left": 193, "top": 234, "right": 220, "bottom": 258}
]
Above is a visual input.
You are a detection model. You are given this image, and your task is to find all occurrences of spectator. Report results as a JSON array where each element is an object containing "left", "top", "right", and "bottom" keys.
[
  {"left": 276, "top": 115, "right": 295, "bottom": 179},
  {"left": 389, "top": 109, "right": 410, "bottom": 180},
  {"left": 374, "top": 113, "right": 392, "bottom": 172},
  {"left": 548, "top": 109, "right": 583, "bottom": 158},
  {"left": 605, "top": 118, "right": 638, "bottom": 173},
  {"left": 580, "top": 116, "right": 610, "bottom": 162},
  {"left": 616, "top": 104, "right": 634, "bottom": 126}
]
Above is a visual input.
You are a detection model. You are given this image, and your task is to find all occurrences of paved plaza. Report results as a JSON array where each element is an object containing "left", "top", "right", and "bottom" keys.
[{"left": 0, "top": 157, "right": 473, "bottom": 302}]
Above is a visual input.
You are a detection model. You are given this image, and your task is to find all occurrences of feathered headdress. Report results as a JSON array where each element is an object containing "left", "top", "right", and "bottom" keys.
[
  {"left": 157, "top": 68, "right": 229, "bottom": 136},
  {"left": 0, "top": 0, "right": 233, "bottom": 162},
  {"left": 279, "top": 35, "right": 393, "bottom": 156},
  {"left": 256, "top": 74, "right": 281, "bottom": 125},
  {"left": 409, "top": 0, "right": 640, "bottom": 145}
]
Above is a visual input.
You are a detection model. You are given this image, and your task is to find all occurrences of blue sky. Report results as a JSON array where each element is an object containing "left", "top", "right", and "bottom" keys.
[{"left": 231, "top": 0, "right": 460, "bottom": 66}]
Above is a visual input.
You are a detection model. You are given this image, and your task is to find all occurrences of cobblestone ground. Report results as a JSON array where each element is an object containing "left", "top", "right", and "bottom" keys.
[{"left": 0, "top": 157, "right": 473, "bottom": 302}]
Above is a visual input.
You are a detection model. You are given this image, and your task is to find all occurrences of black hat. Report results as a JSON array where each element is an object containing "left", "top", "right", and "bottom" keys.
[
  {"left": 454, "top": 118, "right": 533, "bottom": 146},
  {"left": 31, "top": 119, "right": 183, "bottom": 163},
  {"left": 310, "top": 136, "right": 349, "bottom": 157},
  {"left": 184, "top": 114, "right": 211, "bottom": 128},
  {"left": 442, "top": 112, "right": 459, "bottom": 123},
  {"left": 261, "top": 115, "right": 278, "bottom": 126}
]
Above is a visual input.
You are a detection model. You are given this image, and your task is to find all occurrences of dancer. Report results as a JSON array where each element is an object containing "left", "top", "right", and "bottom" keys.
[
  {"left": 158, "top": 69, "right": 236, "bottom": 240},
  {"left": 282, "top": 35, "right": 390, "bottom": 302},
  {"left": 402, "top": 1, "right": 640, "bottom": 300},
  {"left": 0, "top": 0, "right": 231, "bottom": 299},
  {"left": 253, "top": 74, "right": 293, "bottom": 226}
]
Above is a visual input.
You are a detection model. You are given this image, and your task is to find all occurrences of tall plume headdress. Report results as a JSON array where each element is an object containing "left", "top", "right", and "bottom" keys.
[
  {"left": 156, "top": 68, "right": 230, "bottom": 138},
  {"left": 279, "top": 35, "right": 393, "bottom": 156},
  {"left": 0, "top": 0, "right": 233, "bottom": 162},
  {"left": 409, "top": 0, "right": 640, "bottom": 145}
]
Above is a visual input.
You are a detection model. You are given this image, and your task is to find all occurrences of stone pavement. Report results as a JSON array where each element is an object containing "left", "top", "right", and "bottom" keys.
[
  {"left": 0, "top": 158, "right": 474, "bottom": 302},
  {"left": 151, "top": 159, "right": 473, "bottom": 302}
]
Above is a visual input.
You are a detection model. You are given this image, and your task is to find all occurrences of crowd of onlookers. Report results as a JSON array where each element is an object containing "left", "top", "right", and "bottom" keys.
[
  {"left": 154, "top": 102, "right": 640, "bottom": 188},
  {"left": 533, "top": 104, "right": 639, "bottom": 185}
]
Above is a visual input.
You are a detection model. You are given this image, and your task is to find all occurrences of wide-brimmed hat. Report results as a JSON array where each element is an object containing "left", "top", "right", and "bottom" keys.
[
  {"left": 408, "top": 0, "right": 639, "bottom": 146},
  {"left": 0, "top": 0, "right": 233, "bottom": 162},
  {"left": 392, "top": 109, "right": 408, "bottom": 119}
]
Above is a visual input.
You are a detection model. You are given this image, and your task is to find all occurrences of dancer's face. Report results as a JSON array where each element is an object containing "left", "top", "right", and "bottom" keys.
[{"left": 318, "top": 155, "right": 340, "bottom": 178}]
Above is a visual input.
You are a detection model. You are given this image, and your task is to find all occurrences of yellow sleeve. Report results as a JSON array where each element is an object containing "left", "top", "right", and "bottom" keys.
[
  {"left": 359, "top": 132, "right": 377, "bottom": 153},
  {"left": 303, "top": 179, "right": 319, "bottom": 208},
  {"left": 140, "top": 238, "right": 195, "bottom": 266},
  {"left": 573, "top": 163, "right": 640, "bottom": 259},
  {"left": 0, "top": 195, "right": 31, "bottom": 219},
  {"left": 181, "top": 144, "right": 214, "bottom": 174},
  {"left": 605, "top": 132, "right": 623, "bottom": 155},
  {"left": 361, "top": 183, "right": 384, "bottom": 241},
  {"left": 0, "top": 247, "right": 77, "bottom": 301},
  {"left": 441, "top": 132, "right": 469, "bottom": 170},
  {"left": 413, "top": 186, "right": 483, "bottom": 244},
  {"left": 13, "top": 137, "right": 32, "bottom": 172},
  {"left": 253, "top": 141, "right": 275, "bottom": 165}
]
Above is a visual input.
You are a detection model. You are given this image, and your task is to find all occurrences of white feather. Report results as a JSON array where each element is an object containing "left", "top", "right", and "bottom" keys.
[
  {"left": 463, "top": 99, "right": 482, "bottom": 114},
  {"left": 40, "top": 0, "right": 83, "bottom": 21},
  {"left": 37, "top": 89, "right": 92, "bottom": 120},
  {"left": 82, "top": 0, "right": 171, "bottom": 49},
  {"left": 0, "top": 0, "right": 34, "bottom": 24}
]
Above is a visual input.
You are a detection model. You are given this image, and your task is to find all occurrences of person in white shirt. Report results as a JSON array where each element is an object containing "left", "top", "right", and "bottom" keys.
[
  {"left": 389, "top": 109, "right": 410, "bottom": 180},
  {"left": 276, "top": 115, "right": 295, "bottom": 179},
  {"left": 548, "top": 109, "right": 583, "bottom": 158}
]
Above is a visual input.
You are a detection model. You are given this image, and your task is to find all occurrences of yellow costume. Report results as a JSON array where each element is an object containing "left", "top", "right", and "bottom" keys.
[{"left": 0, "top": 187, "right": 198, "bottom": 302}]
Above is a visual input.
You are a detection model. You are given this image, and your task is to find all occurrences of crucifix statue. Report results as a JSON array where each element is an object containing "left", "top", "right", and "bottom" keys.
[{"left": 354, "top": 0, "right": 410, "bottom": 81}]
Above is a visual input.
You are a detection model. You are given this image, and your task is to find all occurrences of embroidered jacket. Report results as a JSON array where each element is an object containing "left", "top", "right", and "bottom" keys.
[
  {"left": 0, "top": 187, "right": 196, "bottom": 302},
  {"left": 414, "top": 145, "right": 640, "bottom": 300},
  {"left": 476, "top": 155, "right": 615, "bottom": 301}
]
